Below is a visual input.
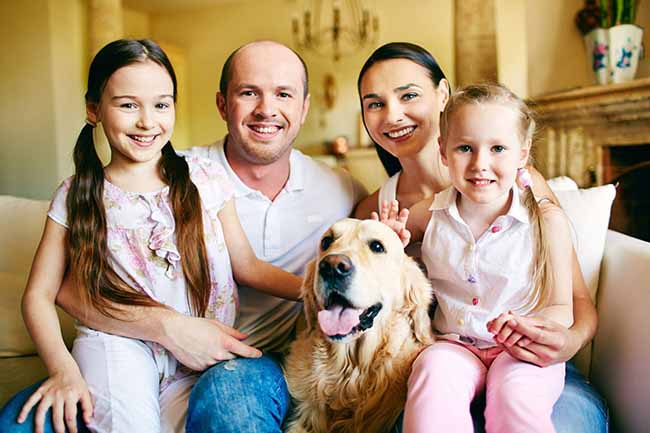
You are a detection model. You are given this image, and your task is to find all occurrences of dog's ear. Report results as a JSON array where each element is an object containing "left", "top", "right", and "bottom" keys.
[
  {"left": 301, "top": 259, "right": 319, "bottom": 333},
  {"left": 402, "top": 257, "right": 434, "bottom": 345}
]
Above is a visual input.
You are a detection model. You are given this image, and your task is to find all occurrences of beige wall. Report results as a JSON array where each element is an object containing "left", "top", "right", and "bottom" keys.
[
  {"left": 149, "top": 0, "right": 455, "bottom": 150},
  {"left": 523, "top": 0, "right": 649, "bottom": 97},
  {"left": 2, "top": 0, "right": 648, "bottom": 198},
  {"left": 0, "top": 0, "right": 86, "bottom": 199},
  {"left": 526, "top": 0, "right": 593, "bottom": 96}
]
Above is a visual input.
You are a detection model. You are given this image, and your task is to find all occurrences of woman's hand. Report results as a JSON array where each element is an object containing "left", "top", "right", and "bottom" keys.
[
  {"left": 371, "top": 200, "right": 411, "bottom": 247},
  {"left": 488, "top": 311, "right": 580, "bottom": 367},
  {"left": 18, "top": 365, "right": 93, "bottom": 433}
]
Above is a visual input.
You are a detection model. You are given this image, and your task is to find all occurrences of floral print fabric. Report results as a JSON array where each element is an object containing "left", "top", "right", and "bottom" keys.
[{"left": 48, "top": 156, "right": 237, "bottom": 386}]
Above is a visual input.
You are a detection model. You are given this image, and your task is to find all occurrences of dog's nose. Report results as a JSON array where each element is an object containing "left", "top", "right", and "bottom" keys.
[{"left": 319, "top": 254, "right": 354, "bottom": 280}]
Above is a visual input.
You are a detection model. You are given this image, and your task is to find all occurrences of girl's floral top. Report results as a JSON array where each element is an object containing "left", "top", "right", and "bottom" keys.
[{"left": 48, "top": 156, "right": 237, "bottom": 386}]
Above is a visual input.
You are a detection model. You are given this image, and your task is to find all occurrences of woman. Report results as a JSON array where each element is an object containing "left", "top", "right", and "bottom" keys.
[{"left": 354, "top": 42, "right": 607, "bottom": 433}]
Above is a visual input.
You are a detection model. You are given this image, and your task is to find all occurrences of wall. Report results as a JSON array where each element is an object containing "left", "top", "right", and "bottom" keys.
[
  {"left": 149, "top": 0, "right": 454, "bottom": 150},
  {"left": 524, "top": 0, "right": 649, "bottom": 97},
  {"left": 0, "top": 0, "right": 86, "bottom": 199}
]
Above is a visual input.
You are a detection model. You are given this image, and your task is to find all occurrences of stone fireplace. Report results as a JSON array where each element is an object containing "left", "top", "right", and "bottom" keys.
[{"left": 531, "top": 77, "right": 650, "bottom": 187}]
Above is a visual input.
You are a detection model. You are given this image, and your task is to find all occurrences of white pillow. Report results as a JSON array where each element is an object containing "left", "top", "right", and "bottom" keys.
[
  {"left": 550, "top": 183, "right": 617, "bottom": 302},
  {"left": 547, "top": 176, "right": 579, "bottom": 191}
]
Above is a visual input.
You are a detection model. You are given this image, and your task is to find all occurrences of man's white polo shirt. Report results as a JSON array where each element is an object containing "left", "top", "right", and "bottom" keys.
[{"left": 186, "top": 138, "right": 365, "bottom": 352}]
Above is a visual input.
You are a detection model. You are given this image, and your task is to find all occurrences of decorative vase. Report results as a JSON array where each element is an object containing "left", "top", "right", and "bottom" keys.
[{"left": 584, "top": 24, "right": 644, "bottom": 84}]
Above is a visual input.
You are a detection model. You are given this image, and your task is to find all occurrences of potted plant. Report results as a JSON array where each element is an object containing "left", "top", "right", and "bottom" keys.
[{"left": 576, "top": 0, "right": 644, "bottom": 84}]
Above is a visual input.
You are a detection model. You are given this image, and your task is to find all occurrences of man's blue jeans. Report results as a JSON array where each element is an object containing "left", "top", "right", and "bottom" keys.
[
  {"left": 186, "top": 354, "right": 289, "bottom": 433},
  {"left": 0, "top": 360, "right": 606, "bottom": 432}
]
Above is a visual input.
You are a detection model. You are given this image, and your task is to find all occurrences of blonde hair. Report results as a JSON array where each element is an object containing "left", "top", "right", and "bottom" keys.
[{"left": 439, "top": 83, "right": 551, "bottom": 312}]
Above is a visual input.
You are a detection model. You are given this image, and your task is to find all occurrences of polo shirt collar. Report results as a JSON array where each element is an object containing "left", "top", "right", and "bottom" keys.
[
  {"left": 429, "top": 185, "right": 530, "bottom": 224},
  {"left": 217, "top": 135, "right": 304, "bottom": 198}
]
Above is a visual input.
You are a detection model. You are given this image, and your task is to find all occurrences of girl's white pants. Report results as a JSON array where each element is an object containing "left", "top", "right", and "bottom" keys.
[{"left": 72, "top": 326, "right": 195, "bottom": 433}]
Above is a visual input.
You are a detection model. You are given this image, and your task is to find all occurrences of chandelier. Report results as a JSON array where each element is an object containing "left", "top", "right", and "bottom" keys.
[{"left": 292, "top": 0, "right": 379, "bottom": 61}]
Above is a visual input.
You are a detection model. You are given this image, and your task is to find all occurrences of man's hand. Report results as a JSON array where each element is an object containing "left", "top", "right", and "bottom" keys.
[
  {"left": 159, "top": 314, "right": 262, "bottom": 371},
  {"left": 371, "top": 200, "right": 411, "bottom": 247},
  {"left": 488, "top": 311, "right": 578, "bottom": 367}
]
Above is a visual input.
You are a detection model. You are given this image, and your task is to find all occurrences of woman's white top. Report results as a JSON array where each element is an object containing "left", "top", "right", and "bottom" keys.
[
  {"left": 377, "top": 172, "right": 400, "bottom": 205},
  {"left": 421, "top": 186, "right": 535, "bottom": 348}
]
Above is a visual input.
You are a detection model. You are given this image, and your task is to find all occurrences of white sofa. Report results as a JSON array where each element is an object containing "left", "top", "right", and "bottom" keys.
[{"left": 1, "top": 193, "right": 649, "bottom": 433}]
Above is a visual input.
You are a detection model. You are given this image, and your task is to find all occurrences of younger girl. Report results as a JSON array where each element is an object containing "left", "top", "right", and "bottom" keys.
[
  {"left": 18, "top": 39, "right": 301, "bottom": 433},
  {"left": 383, "top": 83, "right": 574, "bottom": 433}
]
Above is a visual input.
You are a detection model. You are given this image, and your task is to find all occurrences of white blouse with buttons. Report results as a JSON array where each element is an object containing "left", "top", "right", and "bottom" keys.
[{"left": 422, "top": 186, "right": 535, "bottom": 348}]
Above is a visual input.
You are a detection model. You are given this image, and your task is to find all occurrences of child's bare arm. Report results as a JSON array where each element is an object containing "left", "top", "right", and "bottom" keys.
[
  {"left": 219, "top": 199, "right": 303, "bottom": 301},
  {"left": 20, "top": 218, "right": 93, "bottom": 430}
]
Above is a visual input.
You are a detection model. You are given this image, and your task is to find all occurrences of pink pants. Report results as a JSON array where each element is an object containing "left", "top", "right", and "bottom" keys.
[{"left": 403, "top": 341, "right": 565, "bottom": 433}]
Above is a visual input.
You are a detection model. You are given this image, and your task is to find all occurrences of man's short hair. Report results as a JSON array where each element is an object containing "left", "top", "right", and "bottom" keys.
[{"left": 219, "top": 42, "right": 309, "bottom": 99}]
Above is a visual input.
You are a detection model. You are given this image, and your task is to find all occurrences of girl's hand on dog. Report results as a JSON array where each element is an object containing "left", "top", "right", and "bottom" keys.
[
  {"left": 371, "top": 200, "right": 411, "bottom": 247},
  {"left": 18, "top": 360, "right": 93, "bottom": 433}
]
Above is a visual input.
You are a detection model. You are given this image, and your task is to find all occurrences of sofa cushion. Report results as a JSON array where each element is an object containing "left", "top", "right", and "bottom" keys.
[
  {"left": 0, "top": 271, "right": 76, "bottom": 358},
  {"left": 549, "top": 181, "right": 617, "bottom": 302},
  {"left": 547, "top": 180, "right": 616, "bottom": 375},
  {"left": 0, "top": 355, "right": 48, "bottom": 407},
  {"left": 0, "top": 195, "right": 50, "bottom": 275}
]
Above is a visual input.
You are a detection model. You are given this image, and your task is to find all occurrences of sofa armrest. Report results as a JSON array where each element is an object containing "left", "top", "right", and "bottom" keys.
[{"left": 590, "top": 230, "right": 650, "bottom": 433}]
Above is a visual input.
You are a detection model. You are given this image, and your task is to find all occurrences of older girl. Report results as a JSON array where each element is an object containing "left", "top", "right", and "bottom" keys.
[{"left": 16, "top": 39, "right": 301, "bottom": 433}]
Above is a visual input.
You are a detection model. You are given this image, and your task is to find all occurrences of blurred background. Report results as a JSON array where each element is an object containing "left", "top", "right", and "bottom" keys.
[{"left": 1, "top": 0, "right": 649, "bottom": 199}]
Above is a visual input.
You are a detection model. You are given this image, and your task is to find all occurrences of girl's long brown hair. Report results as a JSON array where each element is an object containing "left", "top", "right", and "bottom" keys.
[
  {"left": 68, "top": 39, "right": 210, "bottom": 318},
  {"left": 438, "top": 83, "right": 552, "bottom": 312}
]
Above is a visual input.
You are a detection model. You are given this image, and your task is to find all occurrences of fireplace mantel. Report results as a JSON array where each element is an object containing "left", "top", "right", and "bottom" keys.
[{"left": 531, "top": 77, "right": 650, "bottom": 186}]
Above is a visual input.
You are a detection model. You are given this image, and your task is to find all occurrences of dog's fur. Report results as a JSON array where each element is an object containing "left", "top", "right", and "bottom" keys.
[{"left": 284, "top": 219, "right": 433, "bottom": 433}]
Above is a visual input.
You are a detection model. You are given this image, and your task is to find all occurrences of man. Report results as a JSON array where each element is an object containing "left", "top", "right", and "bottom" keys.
[
  {"left": 0, "top": 40, "right": 364, "bottom": 433},
  {"left": 182, "top": 40, "right": 365, "bottom": 432}
]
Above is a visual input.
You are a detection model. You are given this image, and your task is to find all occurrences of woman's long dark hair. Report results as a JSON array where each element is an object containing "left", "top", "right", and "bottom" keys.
[
  {"left": 358, "top": 42, "right": 448, "bottom": 176},
  {"left": 69, "top": 39, "right": 211, "bottom": 318}
]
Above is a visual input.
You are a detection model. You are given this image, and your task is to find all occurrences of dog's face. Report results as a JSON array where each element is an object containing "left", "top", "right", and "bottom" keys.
[{"left": 302, "top": 218, "right": 431, "bottom": 344}]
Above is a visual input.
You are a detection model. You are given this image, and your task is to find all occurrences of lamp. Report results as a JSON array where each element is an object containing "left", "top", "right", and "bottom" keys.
[{"left": 292, "top": 0, "right": 379, "bottom": 61}]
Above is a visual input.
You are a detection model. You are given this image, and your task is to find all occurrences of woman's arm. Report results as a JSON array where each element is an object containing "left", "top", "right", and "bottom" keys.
[
  {"left": 530, "top": 166, "right": 598, "bottom": 345},
  {"left": 20, "top": 218, "right": 93, "bottom": 432},
  {"left": 535, "top": 204, "right": 574, "bottom": 327},
  {"left": 219, "top": 199, "right": 303, "bottom": 301},
  {"left": 494, "top": 168, "right": 598, "bottom": 366},
  {"left": 353, "top": 190, "right": 380, "bottom": 219}
]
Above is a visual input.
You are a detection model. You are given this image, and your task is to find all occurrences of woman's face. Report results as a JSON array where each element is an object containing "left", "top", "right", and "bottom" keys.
[{"left": 360, "top": 59, "right": 448, "bottom": 159}]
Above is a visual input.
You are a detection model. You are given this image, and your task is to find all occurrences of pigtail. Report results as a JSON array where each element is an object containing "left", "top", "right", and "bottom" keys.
[
  {"left": 521, "top": 185, "right": 553, "bottom": 312},
  {"left": 160, "top": 142, "right": 211, "bottom": 316},
  {"left": 68, "top": 124, "right": 160, "bottom": 318}
]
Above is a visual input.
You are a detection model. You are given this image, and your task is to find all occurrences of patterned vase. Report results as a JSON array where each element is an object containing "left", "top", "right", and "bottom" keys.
[
  {"left": 584, "top": 25, "right": 644, "bottom": 85},
  {"left": 609, "top": 24, "right": 644, "bottom": 83}
]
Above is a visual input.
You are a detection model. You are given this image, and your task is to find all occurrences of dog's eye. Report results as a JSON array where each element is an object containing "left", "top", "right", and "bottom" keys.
[
  {"left": 368, "top": 240, "right": 385, "bottom": 254},
  {"left": 321, "top": 235, "right": 334, "bottom": 251}
]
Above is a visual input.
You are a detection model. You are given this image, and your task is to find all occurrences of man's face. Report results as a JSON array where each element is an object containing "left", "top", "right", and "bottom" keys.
[{"left": 217, "top": 42, "right": 310, "bottom": 165}]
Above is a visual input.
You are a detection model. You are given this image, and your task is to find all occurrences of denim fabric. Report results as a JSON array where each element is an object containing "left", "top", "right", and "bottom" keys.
[
  {"left": 186, "top": 354, "right": 289, "bottom": 433},
  {"left": 0, "top": 381, "right": 90, "bottom": 433},
  {"left": 0, "top": 361, "right": 605, "bottom": 433},
  {"left": 392, "top": 362, "right": 608, "bottom": 433}
]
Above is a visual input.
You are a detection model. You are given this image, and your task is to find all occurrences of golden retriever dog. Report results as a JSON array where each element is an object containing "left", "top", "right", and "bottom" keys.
[{"left": 284, "top": 218, "right": 433, "bottom": 433}]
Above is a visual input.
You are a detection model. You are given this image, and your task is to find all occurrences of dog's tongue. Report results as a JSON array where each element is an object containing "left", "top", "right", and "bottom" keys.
[{"left": 318, "top": 305, "right": 363, "bottom": 337}]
